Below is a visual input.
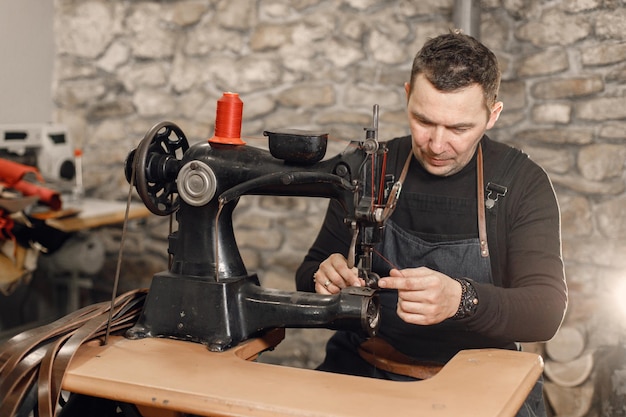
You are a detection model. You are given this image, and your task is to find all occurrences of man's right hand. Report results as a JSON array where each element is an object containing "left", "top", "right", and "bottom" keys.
[{"left": 313, "top": 253, "right": 364, "bottom": 294}]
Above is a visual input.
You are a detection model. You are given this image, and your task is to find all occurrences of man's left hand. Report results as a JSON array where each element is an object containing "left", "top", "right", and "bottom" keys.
[{"left": 378, "top": 267, "right": 462, "bottom": 325}]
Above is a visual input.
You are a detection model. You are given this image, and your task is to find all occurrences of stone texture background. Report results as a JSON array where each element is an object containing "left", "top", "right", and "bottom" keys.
[{"left": 50, "top": 0, "right": 625, "bottom": 414}]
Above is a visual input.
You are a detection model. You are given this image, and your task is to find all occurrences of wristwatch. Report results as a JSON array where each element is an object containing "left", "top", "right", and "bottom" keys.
[{"left": 452, "top": 278, "right": 479, "bottom": 320}]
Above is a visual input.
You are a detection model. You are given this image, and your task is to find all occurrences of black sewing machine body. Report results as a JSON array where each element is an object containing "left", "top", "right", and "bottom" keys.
[{"left": 125, "top": 114, "right": 393, "bottom": 352}]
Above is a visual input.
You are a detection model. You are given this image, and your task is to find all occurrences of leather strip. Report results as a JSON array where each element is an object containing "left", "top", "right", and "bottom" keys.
[
  {"left": 0, "top": 302, "right": 105, "bottom": 373},
  {"left": 0, "top": 367, "right": 37, "bottom": 417},
  {"left": 0, "top": 304, "right": 106, "bottom": 400},
  {"left": 37, "top": 333, "right": 71, "bottom": 416},
  {"left": 47, "top": 292, "right": 145, "bottom": 417},
  {"left": 477, "top": 144, "right": 489, "bottom": 258},
  {"left": 398, "top": 151, "right": 413, "bottom": 184},
  {"left": 381, "top": 151, "right": 412, "bottom": 220},
  {"left": 358, "top": 336, "right": 443, "bottom": 380},
  {"left": 0, "top": 289, "right": 146, "bottom": 416},
  {"left": 0, "top": 345, "right": 48, "bottom": 415}
]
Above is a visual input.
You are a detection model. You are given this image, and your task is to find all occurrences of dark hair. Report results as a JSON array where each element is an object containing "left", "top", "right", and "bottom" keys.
[{"left": 409, "top": 31, "right": 501, "bottom": 109}]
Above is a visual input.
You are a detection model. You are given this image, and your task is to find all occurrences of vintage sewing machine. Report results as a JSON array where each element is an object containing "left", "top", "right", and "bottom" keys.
[
  {"left": 53, "top": 99, "right": 542, "bottom": 417},
  {"left": 121, "top": 104, "right": 393, "bottom": 351}
]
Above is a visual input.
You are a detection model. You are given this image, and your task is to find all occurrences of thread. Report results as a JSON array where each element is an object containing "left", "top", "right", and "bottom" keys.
[
  {"left": 209, "top": 92, "right": 245, "bottom": 145},
  {"left": 373, "top": 247, "right": 405, "bottom": 277}
]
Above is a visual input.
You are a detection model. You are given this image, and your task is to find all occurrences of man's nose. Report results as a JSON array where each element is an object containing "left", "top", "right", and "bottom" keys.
[{"left": 428, "top": 126, "right": 446, "bottom": 154}]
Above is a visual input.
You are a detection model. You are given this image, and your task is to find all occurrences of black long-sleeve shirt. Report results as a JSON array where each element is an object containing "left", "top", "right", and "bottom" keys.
[{"left": 296, "top": 135, "right": 567, "bottom": 360}]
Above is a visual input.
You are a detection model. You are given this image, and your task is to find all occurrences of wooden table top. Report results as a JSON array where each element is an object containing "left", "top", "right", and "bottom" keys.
[{"left": 62, "top": 330, "right": 543, "bottom": 417}]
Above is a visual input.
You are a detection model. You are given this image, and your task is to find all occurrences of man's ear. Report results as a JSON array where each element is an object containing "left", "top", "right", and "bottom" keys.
[
  {"left": 404, "top": 82, "right": 410, "bottom": 101},
  {"left": 486, "top": 101, "right": 504, "bottom": 129}
]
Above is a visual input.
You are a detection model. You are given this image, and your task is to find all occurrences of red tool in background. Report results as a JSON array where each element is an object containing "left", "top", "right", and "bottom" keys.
[
  {"left": 0, "top": 158, "right": 61, "bottom": 295},
  {"left": 0, "top": 157, "right": 62, "bottom": 211}
]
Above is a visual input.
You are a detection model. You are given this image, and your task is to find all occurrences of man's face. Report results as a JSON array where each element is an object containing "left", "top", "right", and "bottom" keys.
[{"left": 405, "top": 74, "right": 503, "bottom": 177}]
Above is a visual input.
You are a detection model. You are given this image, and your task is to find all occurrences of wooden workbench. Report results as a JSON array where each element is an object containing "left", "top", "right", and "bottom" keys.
[
  {"left": 62, "top": 330, "right": 543, "bottom": 417},
  {"left": 44, "top": 198, "right": 151, "bottom": 233}
]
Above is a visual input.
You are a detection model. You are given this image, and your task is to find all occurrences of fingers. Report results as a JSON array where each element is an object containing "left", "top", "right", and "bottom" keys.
[
  {"left": 395, "top": 299, "right": 442, "bottom": 325},
  {"left": 313, "top": 273, "right": 334, "bottom": 294},
  {"left": 313, "top": 254, "right": 361, "bottom": 294},
  {"left": 321, "top": 254, "right": 361, "bottom": 289},
  {"left": 379, "top": 268, "right": 430, "bottom": 289},
  {"left": 378, "top": 267, "right": 462, "bottom": 325},
  {"left": 394, "top": 293, "right": 448, "bottom": 326},
  {"left": 395, "top": 293, "right": 458, "bottom": 325}
]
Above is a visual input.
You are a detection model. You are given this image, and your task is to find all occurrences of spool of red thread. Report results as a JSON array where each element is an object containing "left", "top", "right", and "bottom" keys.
[{"left": 209, "top": 92, "right": 245, "bottom": 145}]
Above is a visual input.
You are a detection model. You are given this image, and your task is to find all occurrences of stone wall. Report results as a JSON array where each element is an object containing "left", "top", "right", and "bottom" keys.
[{"left": 52, "top": 0, "right": 626, "bottom": 413}]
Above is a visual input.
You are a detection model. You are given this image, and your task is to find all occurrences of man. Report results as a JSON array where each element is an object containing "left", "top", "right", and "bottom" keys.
[{"left": 295, "top": 32, "right": 567, "bottom": 416}]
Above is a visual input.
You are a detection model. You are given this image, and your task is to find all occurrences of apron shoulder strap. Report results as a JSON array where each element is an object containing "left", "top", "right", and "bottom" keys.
[{"left": 486, "top": 147, "right": 528, "bottom": 287}]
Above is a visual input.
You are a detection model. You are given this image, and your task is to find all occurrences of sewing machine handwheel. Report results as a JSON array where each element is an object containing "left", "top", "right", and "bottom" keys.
[{"left": 133, "top": 121, "right": 189, "bottom": 215}]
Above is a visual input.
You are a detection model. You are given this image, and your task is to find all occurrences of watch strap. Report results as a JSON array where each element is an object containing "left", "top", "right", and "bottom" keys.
[{"left": 451, "top": 278, "right": 479, "bottom": 320}]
